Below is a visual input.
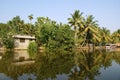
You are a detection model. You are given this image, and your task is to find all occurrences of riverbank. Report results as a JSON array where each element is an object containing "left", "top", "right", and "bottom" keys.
[
  {"left": 1, "top": 46, "right": 120, "bottom": 52},
  {"left": 76, "top": 46, "right": 106, "bottom": 50}
]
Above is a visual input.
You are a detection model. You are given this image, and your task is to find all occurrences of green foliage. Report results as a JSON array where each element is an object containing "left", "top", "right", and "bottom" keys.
[
  {"left": 111, "top": 29, "right": 120, "bottom": 43},
  {"left": 7, "top": 16, "right": 25, "bottom": 34},
  {"left": 0, "top": 23, "right": 10, "bottom": 38},
  {"left": 99, "top": 27, "right": 111, "bottom": 45},
  {"left": 28, "top": 41, "right": 38, "bottom": 58},
  {"left": 35, "top": 50, "right": 74, "bottom": 80},
  {"left": 2, "top": 32, "right": 15, "bottom": 49},
  {"left": 35, "top": 19, "right": 75, "bottom": 50},
  {"left": 0, "top": 12, "right": 120, "bottom": 49}
]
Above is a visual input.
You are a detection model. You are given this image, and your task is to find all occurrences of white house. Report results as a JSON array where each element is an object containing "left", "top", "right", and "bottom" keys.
[{"left": 13, "top": 35, "right": 36, "bottom": 49}]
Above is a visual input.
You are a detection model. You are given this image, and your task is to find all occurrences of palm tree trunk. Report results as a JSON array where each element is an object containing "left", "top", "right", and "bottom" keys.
[{"left": 74, "top": 26, "right": 78, "bottom": 46}]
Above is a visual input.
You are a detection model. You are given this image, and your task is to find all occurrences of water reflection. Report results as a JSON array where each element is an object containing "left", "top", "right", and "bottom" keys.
[
  {"left": 14, "top": 50, "right": 30, "bottom": 61},
  {"left": 0, "top": 51, "right": 35, "bottom": 80},
  {"left": 69, "top": 49, "right": 115, "bottom": 80},
  {"left": 0, "top": 73, "right": 12, "bottom": 80},
  {"left": 34, "top": 50, "right": 74, "bottom": 80},
  {"left": 0, "top": 49, "right": 120, "bottom": 80}
]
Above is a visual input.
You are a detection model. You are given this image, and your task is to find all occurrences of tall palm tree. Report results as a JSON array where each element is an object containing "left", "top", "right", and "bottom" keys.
[
  {"left": 83, "top": 15, "right": 101, "bottom": 48},
  {"left": 68, "top": 10, "right": 84, "bottom": 45},
  {"left": 28, "top": 14, "right": 34, "bottom": 36},
  {"left": 28, "top": 14, "right": 33, "bottom": 23},
  {"left": 100, "top": 27, "right": 112, "bottom": 45}
]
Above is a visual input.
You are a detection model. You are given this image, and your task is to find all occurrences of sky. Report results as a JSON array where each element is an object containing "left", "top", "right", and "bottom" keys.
[{"left": 0, "top": 0, "right": 120, "bottom": 33}]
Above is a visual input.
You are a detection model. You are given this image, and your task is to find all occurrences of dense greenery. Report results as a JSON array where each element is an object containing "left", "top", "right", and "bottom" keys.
[
  {"left": 2, "top": 32, "right": 15, "bottom": 49},
  {"left": 36, "top": 23, "right": 74, "bottom": 49},
  {"left": 28, "top": 41, "right": 38, "bottom": 58},
  {"left": 0, "top": 10, "right": 120, "bottom": 49},
  {"left": 35, "top": 17, "right": 74, "bottom": 49}
]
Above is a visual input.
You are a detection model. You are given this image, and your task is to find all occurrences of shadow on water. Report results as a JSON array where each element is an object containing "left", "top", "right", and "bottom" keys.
[{"left": 0, "top": 49, "right": 120, "bottom": 80}]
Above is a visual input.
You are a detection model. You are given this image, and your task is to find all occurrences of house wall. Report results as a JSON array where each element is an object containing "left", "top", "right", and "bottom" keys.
[{"left": 15, "top": 38, "right": 35, "bottom": 49}]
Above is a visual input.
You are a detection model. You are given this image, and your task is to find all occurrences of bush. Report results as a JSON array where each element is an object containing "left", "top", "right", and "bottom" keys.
[{"left": 28, "top": 41, "right": 38, "bottom": 58}]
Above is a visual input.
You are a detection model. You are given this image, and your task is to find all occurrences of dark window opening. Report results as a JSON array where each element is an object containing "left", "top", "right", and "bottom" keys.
[{"left": 20, "top": 38, "right": 25, "bottom": 43}]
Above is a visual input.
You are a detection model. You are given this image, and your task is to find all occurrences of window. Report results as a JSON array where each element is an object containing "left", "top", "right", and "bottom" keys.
[
  {"left": 30, "top": 39, "right": 33, "bottom": 41},
  {"left": 20, "top": 38, "right": 25, "bottom": 43}
]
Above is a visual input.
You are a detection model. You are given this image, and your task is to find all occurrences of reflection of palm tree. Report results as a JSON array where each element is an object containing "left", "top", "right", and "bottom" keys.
[
  {"left": 69, "top": 50, "right": 103, "bottom": 80},
  {"left": 102, "top": 51, "right": 113, "bottom": 69},
  {"left": 113, "top": 51, "right": 120, "bottom": 64},
  {"left": 69, "top": 67, "right": 82, "bottom": 80}
]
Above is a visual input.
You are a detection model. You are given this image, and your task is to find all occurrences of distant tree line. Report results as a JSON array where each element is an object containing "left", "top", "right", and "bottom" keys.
[{"left": 0, "top": 10, "right": 120, "bottom": 49}]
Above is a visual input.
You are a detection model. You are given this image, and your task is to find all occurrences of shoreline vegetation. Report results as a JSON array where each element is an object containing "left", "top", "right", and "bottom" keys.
[
  {"left": 0, "top": 46, "right": 120, "bottom": 50},
  {"left": 0, "top": 10, "right": 120, "bottom": 50}
]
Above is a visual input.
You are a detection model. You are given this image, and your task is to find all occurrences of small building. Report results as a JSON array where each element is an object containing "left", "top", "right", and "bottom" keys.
[
  {"left": 106, "top": 44, "right": 116, "bottom": 49},
  {"left": 116, "top": 43, "right": 120, "bottom": 47},
  {"left": 14, "top": 35, "right": 36, "bottom": 49}
]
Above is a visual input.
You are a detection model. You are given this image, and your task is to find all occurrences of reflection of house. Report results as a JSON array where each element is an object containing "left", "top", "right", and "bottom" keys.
[
  {"left": 14, "top": 50, "right": 30, "bottom": 61},
  {"left": 13, "top": 50, "right": 35, "bottom": 65},
  {"left": 13, "top": 35, "right": 35, "bottom": 49}
]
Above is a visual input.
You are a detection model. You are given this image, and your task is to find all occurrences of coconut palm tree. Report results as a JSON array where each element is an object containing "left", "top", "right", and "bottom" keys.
[
  {"left": 82, "top": 15, "right": 101, "bottom": 48},
  {"left": 28, "top": 14, "right": 34, "bottom": 36},
  {"left": 68, "top": 10, "right": 84, "bottom": 45},
  {"left": 28, "top": 14, "right": 33, "bottom": 23},
  {"left": 111, "top": 29, "right": 120, "bottom": 43},
  {"left": 100, "top": 27, "right": 112, "bottom": 45}
]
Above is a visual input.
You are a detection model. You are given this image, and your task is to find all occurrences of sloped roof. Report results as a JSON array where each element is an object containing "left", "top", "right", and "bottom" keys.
[{"left": 13, "top": 35, "right": 35, "bottom": 39}]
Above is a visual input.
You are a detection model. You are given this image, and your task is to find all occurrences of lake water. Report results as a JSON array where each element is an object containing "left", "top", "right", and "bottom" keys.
[{"left": 0, "top": 49, "right": 120, "bottom": 80}]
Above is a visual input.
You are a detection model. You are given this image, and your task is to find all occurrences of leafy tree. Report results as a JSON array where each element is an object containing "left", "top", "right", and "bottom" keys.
[
  {"left": 2, "top": 32, "right": 15, "bottom": 49},
  {"left": 46, "top": 24, "right": 74, "bottom": 49},
  {"left": 35, "top": 17, "right": 74, "bottom": 49},
  {"left": 7, "top": 16, "right": 24, "bottom": 34},
  {"left": 0, "top": 23, "right": 10, "bottom": 38}
]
